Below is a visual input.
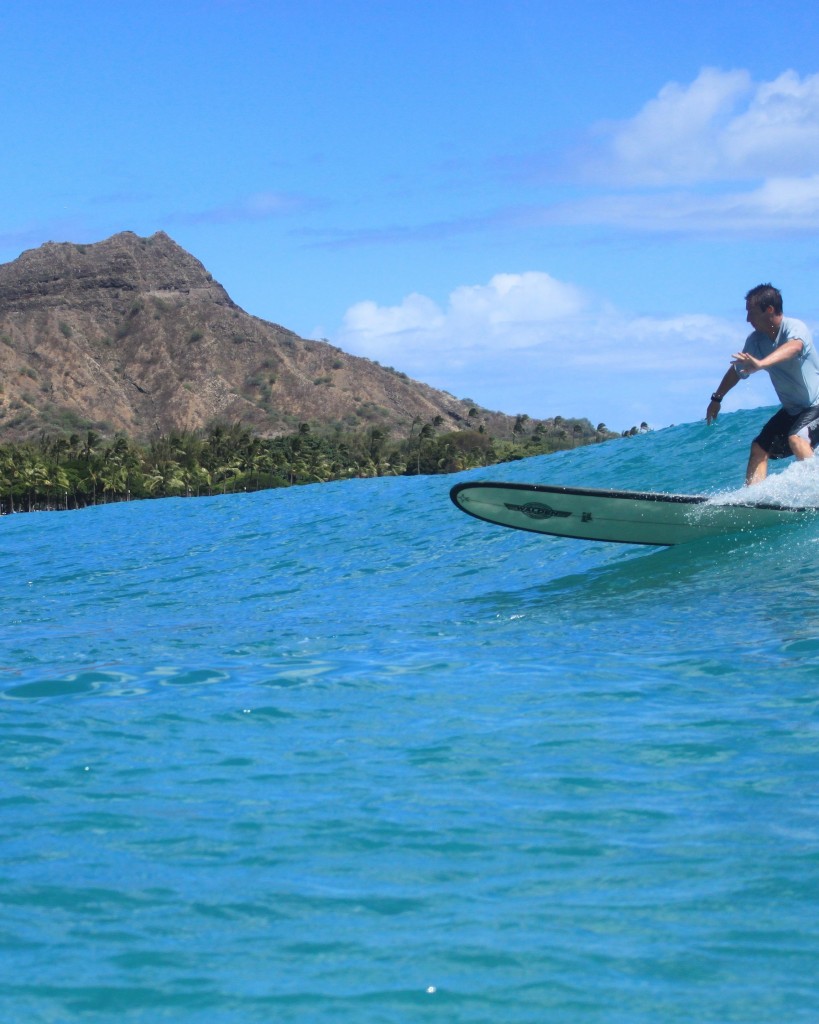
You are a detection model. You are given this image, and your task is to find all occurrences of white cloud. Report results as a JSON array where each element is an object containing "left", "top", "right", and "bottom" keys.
[
  {"left": 724, "top": 70, "right": 819, "bottom": 170},
  {"left": 751, "top": 173, "right": 819, "bottom": 218},
  {"left": 343, "top": 293, "right": 446, "bottom": 346},
  {"left": 340, "top": 272, "right": 587, "bottom": 367},
  {"left": 307, "top": 69, "right": 819, "bottom": 246},
  {"left": 334, "top": 271, "right": 756, "bottom": 429},
  {"left": 588, "top": 68, "right": 819, "bottom": 186},
  {"left": 536, "top": 66, "right": 819, "bottom": 233},
  {"left": 543, "top": 173, "right": 819, "bottom": 233},
  {"left": 592, "top": 68, "right": 752, "bottom": 185}
]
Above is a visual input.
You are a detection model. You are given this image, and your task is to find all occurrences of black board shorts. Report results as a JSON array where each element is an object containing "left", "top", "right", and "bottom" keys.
[{"left": 754, "top": 405, "right": 819, "bottom": 459}]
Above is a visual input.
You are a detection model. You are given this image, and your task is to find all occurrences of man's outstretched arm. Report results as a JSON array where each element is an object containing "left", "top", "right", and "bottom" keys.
[{"left": 706, "top": 366, "right": 741, "bottom": 424}]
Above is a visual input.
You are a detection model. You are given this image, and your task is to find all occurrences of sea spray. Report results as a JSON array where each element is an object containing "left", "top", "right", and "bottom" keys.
[{"left": 706, "top": 453, "right": 819, "bottom": 507}]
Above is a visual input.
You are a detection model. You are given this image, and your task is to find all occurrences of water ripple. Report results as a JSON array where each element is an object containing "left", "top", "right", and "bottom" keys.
[{"left": 2, "top": 411, "right": 819, "bottom": 1022}]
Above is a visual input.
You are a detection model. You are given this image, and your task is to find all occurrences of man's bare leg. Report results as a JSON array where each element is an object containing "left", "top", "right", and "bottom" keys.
[
  {"left": 746, "top": 441, "right": 769, "bottom": 485},
  {"left": 789, "top": 434, "right": 814, "bottom": 461}
]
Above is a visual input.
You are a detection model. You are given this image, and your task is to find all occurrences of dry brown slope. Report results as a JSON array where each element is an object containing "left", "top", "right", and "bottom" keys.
[{"left": 0, "top": 231, "right": 517, "bottom": 442}]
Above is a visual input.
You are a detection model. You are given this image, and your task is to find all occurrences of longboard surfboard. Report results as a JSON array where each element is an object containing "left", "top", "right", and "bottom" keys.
[{"left": 450, "top": 481, "right": 819, "bottom": 546}]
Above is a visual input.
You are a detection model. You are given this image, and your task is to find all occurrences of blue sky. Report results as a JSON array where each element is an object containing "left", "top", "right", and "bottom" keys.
[{"left": 2, "top": 0, "right": 818, "bottom": 432}]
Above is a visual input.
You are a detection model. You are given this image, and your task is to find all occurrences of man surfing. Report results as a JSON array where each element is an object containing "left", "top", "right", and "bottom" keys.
[{"left": 707, "top": 284, "right": 819, "bottom": 485}]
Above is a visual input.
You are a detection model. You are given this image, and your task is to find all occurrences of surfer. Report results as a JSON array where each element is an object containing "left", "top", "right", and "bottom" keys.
[{"left": 706, "top": 284, "right": 819, "bottom": 485}]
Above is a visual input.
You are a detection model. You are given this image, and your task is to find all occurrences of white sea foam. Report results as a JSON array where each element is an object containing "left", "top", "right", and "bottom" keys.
[{"left": 707, "top": 457, "right": 819, "bottom": 508}]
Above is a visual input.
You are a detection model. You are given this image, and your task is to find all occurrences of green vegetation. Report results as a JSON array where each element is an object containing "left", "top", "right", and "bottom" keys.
[{"left": 0, "top": 416, "right": 616, "bottom": 515}]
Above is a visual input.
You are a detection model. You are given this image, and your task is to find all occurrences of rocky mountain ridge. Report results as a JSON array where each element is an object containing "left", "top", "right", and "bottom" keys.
[{"left": 0, "top": 231, "right": 524, "bottom": 443}]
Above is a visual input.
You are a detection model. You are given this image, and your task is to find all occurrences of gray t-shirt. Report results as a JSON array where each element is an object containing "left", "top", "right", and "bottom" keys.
[{"left": 741, "top": 316, "right": 819, "bottom": 414}]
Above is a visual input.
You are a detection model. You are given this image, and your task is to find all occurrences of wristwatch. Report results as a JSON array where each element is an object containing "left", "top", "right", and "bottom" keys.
[{"left": 710, "top": 393, "right": 723, "bottom": 403}]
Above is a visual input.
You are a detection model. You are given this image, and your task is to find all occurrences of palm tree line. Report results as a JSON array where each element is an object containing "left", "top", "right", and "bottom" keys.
[{"left": 0, "top": 416, "right": 614, "bottom": 514}]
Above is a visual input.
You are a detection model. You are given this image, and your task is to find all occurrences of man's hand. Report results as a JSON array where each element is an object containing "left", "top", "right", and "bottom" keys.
[
  {"left": 731, "top": 351, "right": 763, "bottom": 373},
  {"left": 706, "top": 399, "right": 721, "bottom": 425},
  {"left": 732, "top": 339, "right": 803, "bottom": 373}
]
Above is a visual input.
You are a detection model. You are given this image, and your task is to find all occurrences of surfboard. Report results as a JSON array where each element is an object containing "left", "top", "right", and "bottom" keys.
[{"left": 450, "top": 481, "right": 819, "bottom": 546}]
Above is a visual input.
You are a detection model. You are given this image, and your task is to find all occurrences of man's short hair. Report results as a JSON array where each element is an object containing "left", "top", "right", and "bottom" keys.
[{"left": 746, "top": 283, "right": 783, "bottom": 315}]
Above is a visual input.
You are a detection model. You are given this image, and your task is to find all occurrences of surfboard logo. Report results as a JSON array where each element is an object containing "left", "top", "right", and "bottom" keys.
[{"left": 505, "top": 501, "right": 572, "bottom": 520}]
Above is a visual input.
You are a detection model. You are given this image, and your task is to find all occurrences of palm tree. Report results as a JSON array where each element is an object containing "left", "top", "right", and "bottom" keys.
[
  {"left": 80, "top": 430, "right": 101, "bottom": 463},
  {"left": 81, "top": 461, "right": 104, "bottom": 505},
  {"left": 0, "top": 447, "right": 18, "bottom": 513},
  {"left": 214, "top": 458, "right": 242, "bottom": 493},
  {"left": 144, "top": 460, "right": 185, "bottom": 497},
  {"left": 51, "top": 465, "right": 71, "bottom": 510},
  {"left": 15, "top": 450, "right": 50, "bottom": 512},
  {"left": 513, "top": 414, "right": 529, "bottom": 436},
  {"left": 99, "top": 462, "right": 127, "bottom": 503}
]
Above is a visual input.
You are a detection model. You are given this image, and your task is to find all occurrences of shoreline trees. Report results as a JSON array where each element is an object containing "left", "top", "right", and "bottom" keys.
[{"left": 0, "top": 417, "right": 617, "bottom": 515}]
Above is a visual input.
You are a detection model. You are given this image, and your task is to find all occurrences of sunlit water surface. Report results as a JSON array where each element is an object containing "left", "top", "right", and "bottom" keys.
[{"left": 3, "top": 407, "right": 819, "bottom": 1023}]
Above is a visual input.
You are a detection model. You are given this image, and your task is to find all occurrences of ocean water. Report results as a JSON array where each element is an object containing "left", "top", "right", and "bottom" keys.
[{"left": 3, "top": 406, "right": 819, "bottom": 1024}]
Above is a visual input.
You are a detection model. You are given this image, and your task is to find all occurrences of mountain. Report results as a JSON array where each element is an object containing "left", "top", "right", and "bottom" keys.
[{"left": 0, "top": 231, "right": 529, "bottom": 443}]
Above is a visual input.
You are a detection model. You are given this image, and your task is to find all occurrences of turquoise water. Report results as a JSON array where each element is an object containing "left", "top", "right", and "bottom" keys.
[{"left": 3, "top": 407, "right": 819, "bottom": 1023}]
